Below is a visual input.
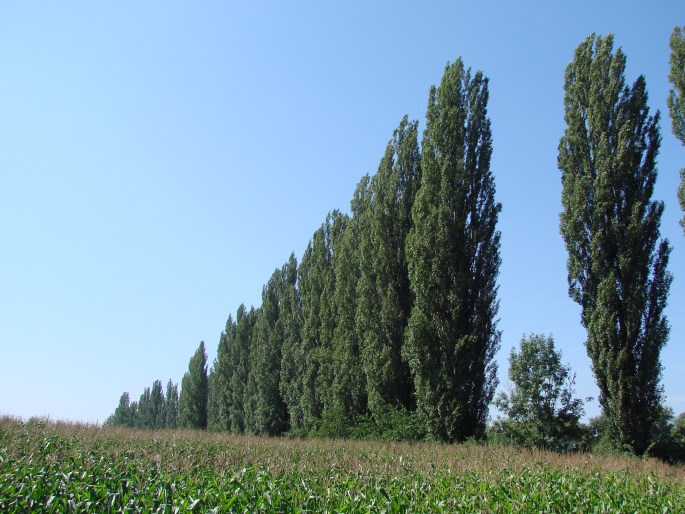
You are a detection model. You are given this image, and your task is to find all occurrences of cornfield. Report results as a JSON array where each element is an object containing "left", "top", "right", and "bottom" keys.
[{"left": 1, "top": 416, "right": 683, "bottom": 512}]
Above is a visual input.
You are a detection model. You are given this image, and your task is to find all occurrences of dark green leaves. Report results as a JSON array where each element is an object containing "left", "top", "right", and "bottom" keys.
[
  {"left": 558, "top": 34, "right": 672, "bottom": 455},
  {"left": 494, "top": 334, "right": 585, "bottom": 451},
  {"left": 668, "top": 26, "right": 685, "bottom": 232},
  {"left": 405, "top": 59, "right": 501, "bottom": 442},
  {"left": 179, "top": 341, "right": 209, "bottom": 430}
]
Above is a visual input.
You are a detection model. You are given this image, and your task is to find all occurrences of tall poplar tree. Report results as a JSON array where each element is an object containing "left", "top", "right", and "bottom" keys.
[
  {"left": 178, "top": 341, "right": 209, "bottom": 430},
  {"left": 297, "top": 211, "right": 346, "bottom": 433},
  {"left": 278, "top": 255, "right": 304, "bottom": 433},
  {"left": 668, "top": 25, "right": 685, "bottom": 232},
  {"left": 164, "top": 379, "right": 179, "bottom": 429},
  {"left": 558, "top": 34, "right": 672, "bottom": 454},
  {"left": 357, "top": 116, "right": 421, "bottom": 416},
  {"left": 405, "top": 59, "right": 501, "bottom": 442},
  {"left": 207, "top": 315, "right": 236, "bottom": 431},
  {"left": 228, "top": 305, "right": 257, "bottom": 433},
  {"left": 137, "top": 387, "right": 153, "bottom": 428},
  {"left": 325, "top": 178, "right": 370, "bottom": 431},
  {"left": 150, "top": 379, "right": 165, "bottom": 429},
  {"left": 245, "top": 262, "right": 290, "bottom": 436},
  {"left": 105, "top": 392, "right": 134, "bottom": 427}
]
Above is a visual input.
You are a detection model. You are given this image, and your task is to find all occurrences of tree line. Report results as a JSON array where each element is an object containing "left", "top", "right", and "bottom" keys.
[{"left": 106, "top": 30, "right": 685, "bottom": 458}]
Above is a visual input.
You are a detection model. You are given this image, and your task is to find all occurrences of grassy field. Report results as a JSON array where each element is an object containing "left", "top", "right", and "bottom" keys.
[{"left": 1, "top": 416, "right": 683, "bottom": 512}]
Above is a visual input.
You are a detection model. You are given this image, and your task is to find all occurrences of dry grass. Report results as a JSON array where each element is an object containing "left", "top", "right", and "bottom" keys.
[{"left": 3, "top": 415, "right": 682, "bottom": 480}]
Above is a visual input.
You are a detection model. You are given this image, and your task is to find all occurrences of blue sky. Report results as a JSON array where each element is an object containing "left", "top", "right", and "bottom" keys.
[{"left": 1, "top": 1, "right": 683, "bottom": 424}]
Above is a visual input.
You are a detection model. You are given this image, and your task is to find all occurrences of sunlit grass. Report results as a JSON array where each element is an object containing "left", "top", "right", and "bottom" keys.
[{"left": 1, "top": 416, "right": 683, "bottom": 512}]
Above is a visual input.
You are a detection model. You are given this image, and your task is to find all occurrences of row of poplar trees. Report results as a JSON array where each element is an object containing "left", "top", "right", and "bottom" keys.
[
  {"left": 108, "top": 31, "right": 680, "bottom": 455},
  {"left": 207, "top": 56, "right": 501, "bottom": 443}
]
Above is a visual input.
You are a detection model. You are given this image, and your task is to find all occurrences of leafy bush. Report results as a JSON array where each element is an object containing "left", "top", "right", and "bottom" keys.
[
  {"left": 494, "top": 334, "right": 586, "bottom": 452},
  {"left": 312, "top": 406, "right": 427, "bottom": 442}
]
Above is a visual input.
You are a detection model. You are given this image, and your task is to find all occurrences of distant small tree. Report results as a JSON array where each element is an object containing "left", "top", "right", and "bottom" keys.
[
  {"left": 642, "top": 407, "right": 685, "bottom": 464},
  {"left": 164, "top": 379, "right": 179, "bottom": 429},
  {"left": 229, "top": 306, "right": 257, "bottom": 433},
  {"left": 104, "top": 392, "right": 134, "bottom": 427},
  {"left": 129, "top": 401, "right": 139, "bottom": 426},
  {"left": 494, "top": 334, "right": 585, "bottom": 451},
  {"left": 137, "top": 387, "right": 153, "bottom": 428},
  {"left": 150, "top": 379, "right": 165, "bottom": 429},
  {"left": 178, "top": 341, "right": 209, "bottom": 430},
  {"left": 670, "top": 411, "right": 685, "bottom": 462}
]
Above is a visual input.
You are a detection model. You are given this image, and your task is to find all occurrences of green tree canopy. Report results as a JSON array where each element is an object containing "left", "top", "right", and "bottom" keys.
[
  {"left": 357, "top": 116, "right": 420, "bottom": 417},
  {"left": 405, "top": 58, "right": 501, "bottom": 442},
  {"left": 178, "top": 341, "right": 209, "bottom": 430},
  {"left": 245, "top": 261, "right": 292, "bottom": 436},
  {"left": 668, "top": 25, "right": 685, "bottom": 232},
  {"left": 558, "top": 34, "right": 672, "bottom": 455},
  {"left": 494, "top": 334, "right": 585, "bottom": 451},
  {"left": 207, "top": 315, "right": 236, "bottom": 432},
  {"left": 164, "top": 379, "right": 179, "bottom": 429},
  {"left": 104, "top": 392, "right": 134, "bottom": 428},
  {"left": 297, "top": 211, "right": 347, "bottom": 434}
]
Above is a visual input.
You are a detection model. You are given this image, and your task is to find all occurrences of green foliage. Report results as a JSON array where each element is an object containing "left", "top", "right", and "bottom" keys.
[
  {"left": 164, "top": 379, "right": 178, "bottom": 429},
  {"left": 296, "top": 211, "right": 347, "bottom": 434},
  {"left": 207, "top": 315, "right": 236, "bottom": 432},
  {"left": 3, "top": 418, "right": 685, "bottom": 512},
  {"left": 136, "top": 386, "right": 153, "bottom": 429},
  {"left": 329, "top": 186, "right": 369, "bottom": 427},
  {"left": 357, "top": 116, "right": 420, "bottom": 416},
  {"left": 229, "top": 306, "right": 257, "bottom": 433},
  {"left": 494, "top": 334, "right": 585, "bottom": 451},
  {"left": 586, "top": 409, "right": 685, "bottom": 463},
  {"left": 278, "top": 257, "right": 305, "bottom": 435},
  {"left": 405, "top": 58, "right": 501, "bottom": 442},
  {"left": 103, "top": 392, "right": 134, "bottom": 428},
  {"left": 668, "top": 26, "right": 685, "bottom": 232},
  {"left": 245, "top": 262, "right": 291, "bottom": 436},
  {"left": 178, "top": 341, "right": 209, "bottom": 430},
  {"left": 149, "top": 379, "right": 165, "bottom": 429},
  {"left": 351, "top": 407, "right": 427, "bottom": 442},
  {"left": 105, "top": 379, "right": 179, "bottom": 430},
  {"left": 644, "top": 408, "right": 685, "bottom": 464},
  {"left": 558, "top": 34, "right": 672, "bottom": 455}
]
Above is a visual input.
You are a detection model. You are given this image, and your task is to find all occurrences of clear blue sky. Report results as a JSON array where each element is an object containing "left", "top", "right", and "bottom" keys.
[{"left": 1, "top": 1, "right": 683, "bottom": 424}]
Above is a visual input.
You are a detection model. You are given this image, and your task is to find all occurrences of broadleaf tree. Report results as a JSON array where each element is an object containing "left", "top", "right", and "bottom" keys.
[
  {"left": 494, "top": 334, "right": 585, "bottom": 451},
  {"left": 558, "top": 34, "right": 672, "bottom": 455},
  {"left": 405, "top": 58, "right": 502, "bottom": 442}
]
